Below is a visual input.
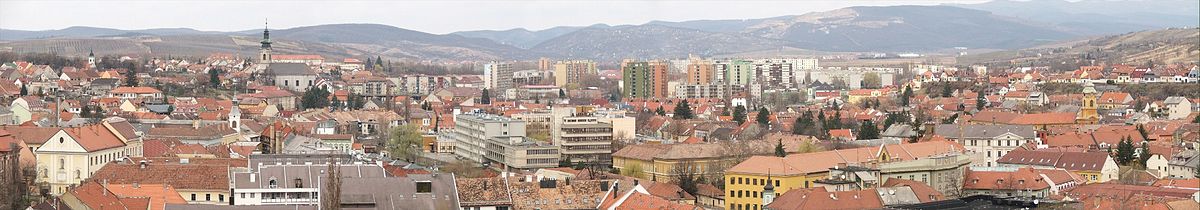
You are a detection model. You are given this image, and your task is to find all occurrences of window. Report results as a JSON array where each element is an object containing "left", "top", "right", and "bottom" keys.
[
  {"left": 241, "top": 193, "right": 245, "bottom": 198},
  {"left": 206, "top": 194, "right": 211, "bottom": 201},
  {"left": 250, "top": 193, "right": 255, "bottom": 198},
  {"left": 219, "top": 194, "right": 224, "bottom": 202},
  {"left": 294, "top": 178, "right": 303, "bottom": 188},
  {"left": 191, "top": 194, "right": 196, "bottom": 201},
  {"left": 416, "top": 181, "right": 432, "bottom": 193},
  {"left": 268, "top": 179, "right": 278, "bottom": 188},
  {"left": 59, "top": 158, "right": 65, "bottom": 169}
]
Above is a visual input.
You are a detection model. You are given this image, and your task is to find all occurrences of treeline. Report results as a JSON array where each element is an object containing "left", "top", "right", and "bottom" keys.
[
  {"left": 921, "top": 81, "right": 978, "bottom": 98},
  {"left": 1122, "top": 83, "right": 1200, "bottom": 101},
  {"left": 363, "top": 56, "right": 478, "bottom": 75},
  {"left": 0, "top": 52, "right": 87, "bottom": 69}
]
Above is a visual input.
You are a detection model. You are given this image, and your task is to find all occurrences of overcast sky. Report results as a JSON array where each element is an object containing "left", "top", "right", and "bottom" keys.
[{"left": 1, "top": 0, "right": 989, "bottom": 34}]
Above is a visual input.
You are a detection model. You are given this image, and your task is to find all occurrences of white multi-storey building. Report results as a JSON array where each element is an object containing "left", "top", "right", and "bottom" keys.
[
  {"left": 451, "top": 113, "right": 560, "bottom": 169},
  {"left": 934, "top": 124, "right": 1038, "bottom": 167}
]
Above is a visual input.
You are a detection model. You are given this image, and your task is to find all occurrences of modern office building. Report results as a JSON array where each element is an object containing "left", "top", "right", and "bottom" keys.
[
  {"left": 451, "top": 113, "right": 560, "bottom": 169},
  {"left": 553, "top": 116, "right": 614, "bottom": 167}
]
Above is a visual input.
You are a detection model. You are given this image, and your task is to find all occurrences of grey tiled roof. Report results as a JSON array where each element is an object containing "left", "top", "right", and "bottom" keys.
[{"left": 933, "top": 124, "right": 1036, "bottom": 139}]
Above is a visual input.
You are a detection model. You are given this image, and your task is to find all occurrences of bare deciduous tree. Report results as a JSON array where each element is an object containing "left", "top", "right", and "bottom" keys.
[
  {"left": 670, "top": 161, "right": 703, "bottom": 196},
  {"left": 321, "top": 157, "right": 342, "bottom": 210}
]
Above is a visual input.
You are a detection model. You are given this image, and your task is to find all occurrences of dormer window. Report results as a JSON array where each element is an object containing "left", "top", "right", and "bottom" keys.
[
  {"left": 268, "top": 178, "right": 278, "bottom": 188},
  {"left": 416, "top": 181, "right": 432, "bottom": 193},
  {"left": 294, "top": 178, "right": 303, "bottom": 188}
]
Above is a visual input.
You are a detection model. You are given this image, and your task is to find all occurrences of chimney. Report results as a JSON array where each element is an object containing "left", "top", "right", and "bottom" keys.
[
  {"left": 102, "top": 179, "right": 108, "bottom": 196},
  {"left": 613, "top": 183, "right": 620, "bottom": 198}
]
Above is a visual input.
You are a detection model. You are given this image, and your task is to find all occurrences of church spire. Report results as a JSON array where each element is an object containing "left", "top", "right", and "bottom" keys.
[
  {"left": 258, "top": 19, "right": 273, "bottom": 64},
  {"left": 763, "top": 170, "right": 776, "bottom": 210},
  {"left": 260, "top": 20, "right": 272, "bottom": 50}
]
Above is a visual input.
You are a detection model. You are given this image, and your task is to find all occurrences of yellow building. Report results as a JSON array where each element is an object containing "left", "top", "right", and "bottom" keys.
[
  {"left": 612, "top": 135, "right": 820, "bottom": 183},
  {"left": 723, "top": 141, "right": 965, "bottom": 210},
  {"left": 32, "top": 124, "right": 130, "bottom": 195},
  {"left": 1076, "top": 82, "right": 1100, "bottom": 124},
  {"left": 847, "top": 88, "right": 887, "bottom": 104},
  {"left": 612, "top": 143, "right": 733, "bottom": 182},
  {"left": 553, "top": 60, "right": 597, "bottom": 87}
]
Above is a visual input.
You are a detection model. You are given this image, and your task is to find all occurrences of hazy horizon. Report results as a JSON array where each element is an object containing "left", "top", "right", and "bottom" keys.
[{"left": 1, "top": 0, "right": 989, "bottom": 34}]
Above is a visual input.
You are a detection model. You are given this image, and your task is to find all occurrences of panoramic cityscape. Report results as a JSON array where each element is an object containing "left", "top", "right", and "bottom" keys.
[{"left": 0, "top": 0, "right": 1198, "bottom": 209}]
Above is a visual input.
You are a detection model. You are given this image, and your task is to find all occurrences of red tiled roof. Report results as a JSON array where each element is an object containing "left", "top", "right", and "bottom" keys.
[
  {"left": 613, "top": 192, "right": 700, "bottom": 210},
  {"left": 1098, "top": 92, "right": 1132, "bottom": 104},
  {"left": 272, "top": 54, "right": 324, "bottom": 61},
  {"left": 1067, "top": 183, "right": 1197, "bottom": 202},
  {"left": 89, "top": 161, "right": 230, "bottom": 190},
  {"left": 1, "top": 126, "right": 60, "bottom": 145},
  {"left": 963, "top": 167, "right": 1049, "bottom": 191},
  {"left": 1151, "top": 179, "right": 1199, "bottom": 190},
  {"left": 104, "top": 184, "right": 187, "bottom": 210},
  {"left": 767, "top": 187, "right": 883, "bottom": 210},
  {"left": 110, "top": 86, "right": 162, "bottom": 94},
  {"left": 68, "top": 181, "right": 147, "bottom": 210},
  {"left": 881, "top": 179, "right": 944, "bottom": 202},
  {"left": 729, "top": 141, "right": 965, "bottom": 176},
  {"left": 997, "top": 150, "right": 1110, "bottom": 172},
  {"left": 65, "top": 124, "right": 127, "bottom": 152},
  {"left": 829, "top": 129, "right": 854, "bottom": 139},
  {"left": 644, "top": 181, "right": 696, "bottom": 201},
  {"left": 1009, "top": 112, "right": 1078, "bottom": 125}
]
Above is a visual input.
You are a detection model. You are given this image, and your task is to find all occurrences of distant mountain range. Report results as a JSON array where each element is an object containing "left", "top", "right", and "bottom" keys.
[
  {"left": 951, "top": 0, "right": 1199, "bottom": 35},
  {"left": 2, "top": 1, "right": 1195, "bottom": 61},
  {"left": 0, "top": 26, "right": 234, "bottom": 40},
  {"left": 959, "top": 28, "right": 1200, "bottom": 66}
]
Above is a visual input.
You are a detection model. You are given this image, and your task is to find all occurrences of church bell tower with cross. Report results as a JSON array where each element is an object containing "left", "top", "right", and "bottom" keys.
[{"left": 259, "top": 20, "right": 273, "bottom": 64}]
